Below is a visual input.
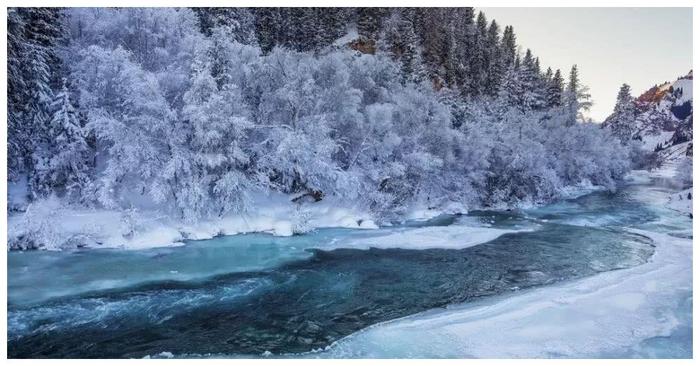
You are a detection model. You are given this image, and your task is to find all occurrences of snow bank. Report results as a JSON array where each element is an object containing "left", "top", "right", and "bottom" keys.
[
  {"left": 666, "top": 188, "right": 692, "bottom": 216},
  {"left": 638, "top": 150, "right": 693, "bottom": 217},
  {"left": 404, "top": 201, "right": 469, "bottom": 222},
  {"left": 7, "top": 200, "right": 187, "bottom": 251},
  {"left": 558, "top": 179, "right": 605, "bottom": 200},
  {"left": 319, "top": 228, "right": 691, "bottom": 358},
  {"left": 7, "top": 191, "right": 377, "bottom": 251},
  {"left": 324, "top": 225, "right": 530, "bottom": 251},
  {"left": 170, "top": 192, "right": 379, "bottom": 242},
  {"left": 625, "top": 169, "right": 654, "bottom": 185}
]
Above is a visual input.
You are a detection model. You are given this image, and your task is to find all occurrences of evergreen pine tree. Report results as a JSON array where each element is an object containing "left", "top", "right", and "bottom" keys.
[
  {"left": 564, "top": 64, "right": 592, "bottom": 125},
  {"left": 518, "top": 49, "right": 545, "bottom": 111},
  {"left": 357, "top": 8, "right": 385, "bottom": 42},
  {"left": 484, "top": 19, "right": 503, "bottom": 96},
  {"left": 454, "top": 8, "right": 475, "bottom": 96},
  {"left": 42, "top": 78, "right": 91, "bottom": 199},
  {"left": 417, "top": 8, "right": 448, "bottom": 88},
  {"left": 8, "top": 8, "right": 66, "bottom": 195},
  {"left": 442, "top": 10, "right": 461, "bottom": 88},
  {"left": 253, "top": 8, "right": 280, "bottom": 53},
  {"left": 192, "top": 7, "right": 257, "bottom": 45},
  {"left": 546, "top": 69, "right": 564, "bottom": 107},
  {"left": 496, "top": 64, "right": 523, "bottom": 114},
  {"left": 318, "top": 8, "right": 347, "bottom": 48},
  {"left": 605, "top": 83, "right": 637, "bottom": 141},
  {"left": 396, "top": 8, "right": 423, "bottom": 84},
  {"left": 8, "top": 8, "right": 29, "bottom": 179},
  {"left": 467, "top": 11, "right": 489, "bottom": 94},
  {"left": 500, "top": 25, "right": 517, "bottom": 68},
  {"left": 544, "top": 67, "right": 553, "bottom": 84}
]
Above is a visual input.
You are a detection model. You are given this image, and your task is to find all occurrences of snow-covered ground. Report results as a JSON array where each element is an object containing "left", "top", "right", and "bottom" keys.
[
  {"left": 650, "top": 142, "right": 693, "bottom": 217},
  {"left": 309, "top": 167, "right": 693, "bottom": 358},
  {"left": 7, "top": 180, "right": 600, "bottom": 251},
  {"left": 639, "top": 130, "right": 675, "bottom": 151},
  {"left": 667, "top": 188, "right": 693, "bottom": 216},
  {"left": 7, "top": 191, "right": 378, "bottom": 251}
]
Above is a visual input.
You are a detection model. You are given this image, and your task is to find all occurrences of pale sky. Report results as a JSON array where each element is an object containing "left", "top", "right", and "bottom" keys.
[{"left": 481, "top": 7, "right": 693, "bottom": 121}]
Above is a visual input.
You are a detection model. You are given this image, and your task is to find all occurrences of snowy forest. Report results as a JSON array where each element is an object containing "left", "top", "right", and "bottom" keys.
[{"left": 8, "top": 7, "right": 634, "bottom": 233}]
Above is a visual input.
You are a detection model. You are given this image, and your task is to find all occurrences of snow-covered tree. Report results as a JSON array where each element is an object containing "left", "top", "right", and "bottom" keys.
[
  {"left": 8, "top": 8, "right": 66, "bottom": 186},
  {"left": 74, "top": 45, "right": 176, "bottom": 208},
  {"left": 564, "top": 64, "right": 592, "bottom": 125},
  {"left": 500, "top": 25, "right": 517, "bottom": 69},
  {"left": 518, "top": 49, "right": 546, "bottom": 111},
  {"left": 192, "top": 7, "right": 257, "bottom": 45},
  {"left": 546, "top": 69, "right": 564, "bottom": 108},
  {"left": 175, "top": 40, "right": 255, "bottom": 220},
  {"left": 357, "top": 7, "right": 386, "bottom": 42},
  {"left": 467, "top": 11, "right": 489, "bottom": 94},
  {"left": 484, "top": 20, "right": 503, "bottom": 96},
  {"left": 604, "top": 83, "right": 637, "bottom": 142},
  {"left": 37, "top": 78, "right": 91, "bottom": 199},
  {"left": 381, "top": 8, "right": 424, "bottom": 84}
]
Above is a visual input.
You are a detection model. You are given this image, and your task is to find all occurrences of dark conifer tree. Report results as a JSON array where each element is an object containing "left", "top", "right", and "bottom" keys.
[
  {"left": 318, "top": 8, "right": 347, "bottom": 48},
  {"left": 564, "top": 64, "right": 592, "bottom": 125},
  {"left": 467, "top": 11, "right": 489, "bottom": 95},
  {"left": 357, "top": 7, "right": 385, "bottom": 42},
  {"left": 453, "top": 8, "right": 475, "bottom": 96},
  {"left": 253, "top": 8, "right": 280, "bottom": 53},
  {"left": 192, "top": 7, "right": 257, "bottom": 44},
  {"left": 546, "top": 69, "right": 565, "bottom": 107},
  {"left": 500, "top": 25, "right": 517, "bottom": 68},
  {"left": 544, "top": 67, "right": 553, "bottom": 84},
  {"left": 8, "top": 8, "right": 29, "bottom": 179},
  {"left": 7, "top": 8, "right": 66, "bottom": 189},
  {"left": 605, "top": 83, "right": 637, "bottom": 141},
  {"left": 484, "top": 19, "right": 503, "bottom": 96}
]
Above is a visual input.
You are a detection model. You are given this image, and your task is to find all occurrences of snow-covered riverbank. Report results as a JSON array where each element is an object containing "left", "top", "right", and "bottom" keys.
[
  {"left": 8, "top": 180, "right": 603, "bottom": 251},
  {"left": 7, "top": 190, "right": 381, "bottom": 251}
]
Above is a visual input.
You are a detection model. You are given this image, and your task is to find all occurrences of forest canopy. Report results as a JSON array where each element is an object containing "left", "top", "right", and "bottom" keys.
[{"left": 8, "top": 7, "right": 632, "bottom": 222}]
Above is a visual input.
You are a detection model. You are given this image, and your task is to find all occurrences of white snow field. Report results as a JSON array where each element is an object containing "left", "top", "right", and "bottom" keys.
[{"left": 312, "top": 169, "right": 692, "bottom": 358}]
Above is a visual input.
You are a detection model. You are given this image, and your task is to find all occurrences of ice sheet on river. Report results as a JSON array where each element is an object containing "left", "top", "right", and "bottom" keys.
[{"left": 325, "top": 225, "right": 533, "bottom": 250}]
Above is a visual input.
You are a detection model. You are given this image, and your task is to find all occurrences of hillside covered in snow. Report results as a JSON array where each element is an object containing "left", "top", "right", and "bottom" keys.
[{"left": 604, "top": 71, "right": 692, "bottom": 155}]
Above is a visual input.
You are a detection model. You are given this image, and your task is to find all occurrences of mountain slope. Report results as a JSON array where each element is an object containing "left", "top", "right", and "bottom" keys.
[{"left": 617, "top": 71, "right": 693, "bottom": 154}]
